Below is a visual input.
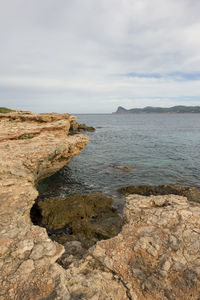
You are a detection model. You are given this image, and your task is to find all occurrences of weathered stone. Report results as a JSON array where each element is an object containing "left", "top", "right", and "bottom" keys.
[
  {"left": 0, "top": 110, "right": 89, "bottom": 299},
  {"left": 92, "top": 194, "right": 200, "bottom": 299},
  {"left": 16, "top": 259, "right": 34, "bottom": 275}
]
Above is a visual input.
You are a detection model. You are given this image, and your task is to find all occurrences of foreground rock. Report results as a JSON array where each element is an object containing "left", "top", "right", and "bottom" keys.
[
  {"left": 45, "top": 193, "right": 200, "bottom": 299},
  {"left": 0, "top": 110, "right": 89, "bottom": 299},
  {"left": 91, "top": 194, "right": 200, "bottom": 299}
]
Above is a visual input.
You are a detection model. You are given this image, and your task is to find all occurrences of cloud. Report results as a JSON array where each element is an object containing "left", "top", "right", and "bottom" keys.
[
  {"left": 124, "top": 72, "right": 200, "bottom": 81},
  {"left": 0, "top": 0, "right": 200, "bottom": 112}
]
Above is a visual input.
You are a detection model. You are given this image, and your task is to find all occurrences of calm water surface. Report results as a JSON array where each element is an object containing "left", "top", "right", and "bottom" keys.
[{"left": 38, "top": 114, "right": 200, "bottom": 204}]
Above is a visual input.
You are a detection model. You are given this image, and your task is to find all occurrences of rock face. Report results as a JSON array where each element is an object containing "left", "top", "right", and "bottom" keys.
[{"left": 0, "top": 110, "right": 89, "bottom": 299}]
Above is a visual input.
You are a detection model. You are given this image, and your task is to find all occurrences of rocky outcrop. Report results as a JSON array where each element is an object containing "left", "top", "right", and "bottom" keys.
[
  {"left": 0, "top": 110, "right": 89, "bottom": 299},
  {"left": 1, "top": 110, "right": 200, "bottom": 299}
]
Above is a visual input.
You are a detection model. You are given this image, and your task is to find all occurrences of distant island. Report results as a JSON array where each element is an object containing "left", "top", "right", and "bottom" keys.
[{"left": 114, "top": 105, "right": 200, "bottom": 114}]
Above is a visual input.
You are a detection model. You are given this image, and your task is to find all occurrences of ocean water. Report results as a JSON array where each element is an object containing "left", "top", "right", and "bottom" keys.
[{"left": 38, "top": 113, "right": 200, "bottom": 205}]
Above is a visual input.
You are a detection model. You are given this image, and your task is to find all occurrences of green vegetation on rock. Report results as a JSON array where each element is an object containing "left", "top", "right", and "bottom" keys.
[
  {"left": 0, "top": 107, "right": 15, "bottom": 113},
  {"left": 18, "top": 134, "right": 35, "bottom": 140}
]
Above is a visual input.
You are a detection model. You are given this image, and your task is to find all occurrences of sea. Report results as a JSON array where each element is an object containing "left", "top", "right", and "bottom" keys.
[{"left": 38, "top": 113, "right": 200, "bottom": 208}]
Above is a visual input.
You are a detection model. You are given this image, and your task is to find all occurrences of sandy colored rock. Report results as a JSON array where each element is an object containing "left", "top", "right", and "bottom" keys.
[
  {"left": 92, "top": 194, "right": 200, "bottom": 300},
  {"left": 0, "top": 110, "right": 89, "bottom": 299}
]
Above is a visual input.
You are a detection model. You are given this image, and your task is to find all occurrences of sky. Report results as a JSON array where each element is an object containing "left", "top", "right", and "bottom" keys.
[{"left": 0, "top": 0, "right": 200, "bottom": 113}]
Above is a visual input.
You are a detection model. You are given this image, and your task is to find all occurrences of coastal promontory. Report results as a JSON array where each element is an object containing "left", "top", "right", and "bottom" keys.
[{"left": 114, "top": 105, "right": 200, "bottom": 114}]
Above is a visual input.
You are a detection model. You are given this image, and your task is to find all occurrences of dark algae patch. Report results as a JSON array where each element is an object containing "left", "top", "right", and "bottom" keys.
[
  {"left": 118, "top": 184, "right": 200, "bottom": 203},
  {"left": 31, "top": 193, "right": 122, "bottom": 249},
  {"left": 69, "top": 123, "right": 95, "bottom": 134},
  {"left": 18, "top": 134, "right": 35, "bottom": 140}
]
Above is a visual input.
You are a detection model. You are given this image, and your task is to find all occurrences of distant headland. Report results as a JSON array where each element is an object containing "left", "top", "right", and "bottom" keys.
[{"left": 114, "top": 105, "right": 200, "bottom": 114}]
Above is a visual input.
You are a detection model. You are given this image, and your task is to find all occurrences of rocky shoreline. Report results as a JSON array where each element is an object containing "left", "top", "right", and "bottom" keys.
[{"left": 0, "top": 110, "right": 200, "bottom": 299}]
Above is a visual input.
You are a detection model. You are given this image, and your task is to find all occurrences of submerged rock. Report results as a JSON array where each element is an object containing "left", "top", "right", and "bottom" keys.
[
  {"left": 112, "top": 165, "right": 132, "bottom": 171},
  {"left": 118, "top": 184, "right": 200, "bottom": 203},
  {"left": 77, "top": 123, "right": 95, "bottom": 132},
  {"left": 32, "top": 193, "right": 122, "bottom": 249}
]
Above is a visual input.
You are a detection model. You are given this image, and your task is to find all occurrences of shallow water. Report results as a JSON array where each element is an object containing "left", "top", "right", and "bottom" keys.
[{"left": 38, "top": 113, "right": 200, "bottom": 205}]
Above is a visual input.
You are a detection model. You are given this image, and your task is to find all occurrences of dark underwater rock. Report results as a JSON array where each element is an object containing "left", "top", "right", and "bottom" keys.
[
  {"left": 31, "top": 193, "right": 122, "bottom": 248},
  {"left": 112, "top": 165, "right": 132, "bottom": 171},
  {"left": 118, "top": 184, "right": 200, "bottom": 203},
  {"left": 78, "top": 123, "right": 95, "bottom": 132}
]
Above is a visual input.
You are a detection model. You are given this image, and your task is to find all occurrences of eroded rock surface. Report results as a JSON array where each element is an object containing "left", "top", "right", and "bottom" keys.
[
  {"left": 92, "top": 194, "right": 200, "bottom": 299},
  {"left": 0, "top": 110, "right": 89, "bottom": 299},
  {"left": 45, "top": 193, "right": 200, "bottom": 299}
]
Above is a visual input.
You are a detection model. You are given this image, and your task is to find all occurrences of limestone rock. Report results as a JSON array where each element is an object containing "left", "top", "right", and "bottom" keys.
[
  {"left": 92, "top": 194, "right": 200, "bottom": 299},
  {"left": 0, "top": 110, "right": 88, "bottom": 299}
]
